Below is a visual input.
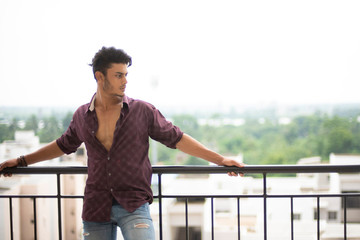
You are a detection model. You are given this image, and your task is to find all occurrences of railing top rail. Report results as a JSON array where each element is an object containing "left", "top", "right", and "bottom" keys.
[{"left": 1, "top": 164, "right": 360, "bottom": 175}]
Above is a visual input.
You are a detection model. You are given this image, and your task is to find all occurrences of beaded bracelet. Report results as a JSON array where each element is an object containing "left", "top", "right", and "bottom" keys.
[{"left": 17, "top": 155, "right": 28, "bottom": 167}]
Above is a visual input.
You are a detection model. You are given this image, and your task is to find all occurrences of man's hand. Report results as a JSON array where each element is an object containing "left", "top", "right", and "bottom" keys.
[
  {"left": 220, "top": 157, "right": 245, "bottom": 177},
  {"left": 176, "top": 134, "right": 245, "bottom": 176},
  {"left": 0, "top": 158, "right": 18, "bottom": 177},
  {"left": 0, "top": 141, "right": 65, "bottom": 178}
]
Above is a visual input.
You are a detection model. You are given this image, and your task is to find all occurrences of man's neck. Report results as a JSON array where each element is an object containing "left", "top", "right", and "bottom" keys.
[{"left": 95, "top": 91, "right": 123, "bottom": 111}]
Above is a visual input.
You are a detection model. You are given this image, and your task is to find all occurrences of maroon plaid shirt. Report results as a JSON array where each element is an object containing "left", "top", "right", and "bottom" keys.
[{"left": 56, "top": 94, "right": 183, "bottom": 222}]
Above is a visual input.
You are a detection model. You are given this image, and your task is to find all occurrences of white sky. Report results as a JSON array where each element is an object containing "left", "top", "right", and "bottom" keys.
[{"left": 0, "top": 0, "right": 359, "bottom": 109}]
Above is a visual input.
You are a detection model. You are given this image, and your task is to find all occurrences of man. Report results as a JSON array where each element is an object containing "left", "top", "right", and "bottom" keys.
[{"left": 0, "top": 47, "right": 244, "bottom": 240}]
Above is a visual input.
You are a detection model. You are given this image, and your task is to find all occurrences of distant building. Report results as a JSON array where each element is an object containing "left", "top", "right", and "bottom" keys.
[
  {"left": 0, "top": 131, "right": 86, "bottom": 240},
  {"left": 1, "top": 131, "right": 360, "bottom": 239},
  {"left": 149, "top": 154, "right": 360, "bottom": 240},
  {"left": 0, "top": 131, "right": 40, "bottom": 160}
]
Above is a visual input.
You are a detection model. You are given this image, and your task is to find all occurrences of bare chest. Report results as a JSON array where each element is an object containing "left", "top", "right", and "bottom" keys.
[{"left": 95, "top": 109, "right": 121, "bottom": 151}]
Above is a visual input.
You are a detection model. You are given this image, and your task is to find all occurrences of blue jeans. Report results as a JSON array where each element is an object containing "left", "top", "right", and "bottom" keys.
[{"left": 83, "top": 202, "right": 155, "bottom": 240}]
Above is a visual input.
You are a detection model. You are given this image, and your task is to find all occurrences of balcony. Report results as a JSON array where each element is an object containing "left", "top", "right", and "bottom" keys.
[{"left": 1, "top": 164, "right": 360, "bottom": 240}]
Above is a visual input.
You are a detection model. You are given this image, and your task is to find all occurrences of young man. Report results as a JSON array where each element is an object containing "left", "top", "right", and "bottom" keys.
[{"left": 0, "top": 47, "right": 244, "bottom": 240}]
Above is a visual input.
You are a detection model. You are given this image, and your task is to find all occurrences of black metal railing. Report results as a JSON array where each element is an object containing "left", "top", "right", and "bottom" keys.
[{"left": 1, "top": 164, "right": 360, "bottom": 240}]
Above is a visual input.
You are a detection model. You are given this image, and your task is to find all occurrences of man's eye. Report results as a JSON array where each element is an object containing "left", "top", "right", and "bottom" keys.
[{"left": 116, "top": 74, "right": 123, "bottom": 78}]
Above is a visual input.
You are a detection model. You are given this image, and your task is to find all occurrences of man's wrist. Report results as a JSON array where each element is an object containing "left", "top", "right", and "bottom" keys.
[
  {"left": 213, "top": 156, "right": 225, "bottom": 166},
  {"left": 17, "top": 155, "right": 28, "bottom": 167}
]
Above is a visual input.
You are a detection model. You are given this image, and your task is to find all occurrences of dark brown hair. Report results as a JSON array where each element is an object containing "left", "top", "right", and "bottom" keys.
[{"left": 89, "top": 47, "right": 132, "bottom": 80}]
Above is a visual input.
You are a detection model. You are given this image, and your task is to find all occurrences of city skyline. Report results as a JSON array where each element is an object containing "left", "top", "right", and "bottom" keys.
[{"left": 1, "top": 130, "right": 359, "bottom": 239}]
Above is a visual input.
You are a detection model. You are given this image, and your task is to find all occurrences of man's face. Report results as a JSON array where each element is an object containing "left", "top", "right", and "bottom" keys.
[{"left": 101, "top": 63, "right": 128, "bottom": 98}]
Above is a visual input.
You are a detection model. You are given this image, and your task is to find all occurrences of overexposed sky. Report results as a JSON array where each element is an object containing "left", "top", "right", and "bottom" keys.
[{"left": 0, "top": 0, "right": 359, "bottom": 109}]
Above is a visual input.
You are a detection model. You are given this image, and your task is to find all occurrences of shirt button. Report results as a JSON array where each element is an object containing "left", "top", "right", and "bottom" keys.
[
  {"left": 107, "top": 157, "right": 110, "bottom": 161},
  {"left": 110, "top": 188, "right": 113, "bottom": 192},
  {"left": 108, "top": 173, "right": 111, "bottom": 176}
]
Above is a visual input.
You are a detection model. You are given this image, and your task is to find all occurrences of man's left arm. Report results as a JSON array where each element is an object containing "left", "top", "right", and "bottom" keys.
[{"left": 176, "top": 133, "right": 244, "bottom": 176}]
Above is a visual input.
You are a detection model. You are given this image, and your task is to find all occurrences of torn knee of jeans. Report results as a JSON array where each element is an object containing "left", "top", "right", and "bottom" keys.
[
  {"left": 83, "top": 232, "right": 90, "bottom": 236},
  {"left": 134, "top": 223, "right": 150, "bottom": 229}
]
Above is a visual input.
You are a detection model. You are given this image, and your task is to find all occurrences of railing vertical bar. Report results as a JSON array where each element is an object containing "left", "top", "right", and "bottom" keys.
[
  {"left": 158, "top": 173, "right": 163, "bottom": 240},
  {"left": 317, "top": 197, "right": 320, "bottom": 240},
  {"left": 237, "top": 197, "right": 241, "bottom": 240},
  {"left": 211, "top": 197, "right": 214, "bottom": 240},
  {"left": 57, "top": 173, "right": 62, "bottom": 240},
  {"left": 343, "top": 196, "right": 347, "bottom": 240},
  {"left": 185, "top": 198, "right": 189, "bottom": 240},
  {"left": 290, "top": 197, "right": 294, "bottom": 240},
  {"left": 1, "top": 165, "right": 359, "bottom": 240},
  {"left": 9, "top": 197, "right": 14, "bottom": 240},
  {"left": 263, "top": 173, "right": 267, "bottom": 240},
  {"left": 33, "top": 198, "right": 37, "bottom": 240}
]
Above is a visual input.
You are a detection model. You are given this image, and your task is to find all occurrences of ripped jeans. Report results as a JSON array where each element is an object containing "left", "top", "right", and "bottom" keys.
[{"left": 83, "top": 202, "right": 155, "bottom": 240}]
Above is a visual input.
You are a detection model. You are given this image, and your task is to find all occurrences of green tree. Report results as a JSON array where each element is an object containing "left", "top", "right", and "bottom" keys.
[
  {"left": 325, "top": 128, "right": 353, "bottom": 155},
  {"left": 38, "top": 116, "right": 63, "bottom": 143},
  {"left": 185, "top": 156, "right": 209, "bottom": 165},
  {"left": 321, "top": 116, "right": 354, "bottom": 157},
  {"left": 0, "top": 124, "right": 14, "bottom": 143},
  {"left": 350, "top": 120, "right": 360, "bottom": 152},
  {"left": 153, "top": 111, "right": 360, "bottom": 165},
  {"left": 0, "top": 118, "right": 18, "bottom": 143},
  {"left": 153, "top": 143, "right": 179, "bottom": 165},
  {"left": 172, "top": 114, "right": 200, "bottom": 139},
  {"left": 24, "top": 114, "right": 39, "bottom": 133},
  {"left": 62, "top": 111, "right": 73, "bottom": 131}
]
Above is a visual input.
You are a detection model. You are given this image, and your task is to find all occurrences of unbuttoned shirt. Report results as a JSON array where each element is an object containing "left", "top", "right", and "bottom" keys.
[{"left": 56, "top": 94, "right": 183, "bottom": 222}]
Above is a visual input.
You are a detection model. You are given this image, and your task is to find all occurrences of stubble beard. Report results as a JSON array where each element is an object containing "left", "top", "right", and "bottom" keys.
[{"left": 103, "top": 77, "right": 125, "bottom": 100}]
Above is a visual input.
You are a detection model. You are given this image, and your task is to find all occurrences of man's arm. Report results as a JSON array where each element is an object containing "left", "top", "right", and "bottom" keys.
[
  {"left": 176, "top": 133, "right": 244, "bottom": 176},
  {"left": 0, "top": 140, "right": 64, "bottom": 176}
]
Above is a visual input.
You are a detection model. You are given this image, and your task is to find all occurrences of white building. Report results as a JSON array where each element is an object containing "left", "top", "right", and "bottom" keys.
[
  {"left": 1, "top": 131, "right": 360, "bottom": 239},
  {"left": 0, "top": 131, "right": 86, "bottom": 240},
  {"left": 0, "top": 131, "right": 40, "bottom": 160},
  {"left": 150, "top": 154, "right": 360, "bottom": 240}
]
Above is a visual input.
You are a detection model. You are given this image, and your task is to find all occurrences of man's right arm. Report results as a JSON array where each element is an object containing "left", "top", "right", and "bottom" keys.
[{"left": 0, "top": 140, "right": 64, "bottom": 176}]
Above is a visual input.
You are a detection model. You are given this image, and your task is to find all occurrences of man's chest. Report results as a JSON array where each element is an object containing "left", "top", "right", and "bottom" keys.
[{"left": 95, "top": 109, "right": 121, "bottom": 151}]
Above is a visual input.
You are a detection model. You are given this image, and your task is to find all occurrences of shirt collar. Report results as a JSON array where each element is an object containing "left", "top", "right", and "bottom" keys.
[
  {"left": 87, "top": 93, "right": 129, "bottom": 112},
  {"left": 89, "top": 94, "right": 96, "bottom": 112}
]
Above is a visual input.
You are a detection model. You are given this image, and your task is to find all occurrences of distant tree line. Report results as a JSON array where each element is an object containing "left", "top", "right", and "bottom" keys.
[
  {"left": 1, "top": 111, "right": 360, "bottom": 165},
  {"left": 0, "top": 112, "right": 73, "bottom": 144},
  {"left": 155, "top": 113, "right": 360, "bottom": 165}
]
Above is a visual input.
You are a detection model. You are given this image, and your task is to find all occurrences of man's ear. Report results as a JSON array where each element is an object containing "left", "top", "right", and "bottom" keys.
[{"left": 95, "top": 71, "right": 104, "bottom": 82}]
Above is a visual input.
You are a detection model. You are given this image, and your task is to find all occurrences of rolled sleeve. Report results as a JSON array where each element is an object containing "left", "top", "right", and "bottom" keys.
[
  {"left": 56, "top": 112, "right": 83, "bottom": 154},
  {"left": 148, "top": 106, "right": 183, "bottom": 149}
]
